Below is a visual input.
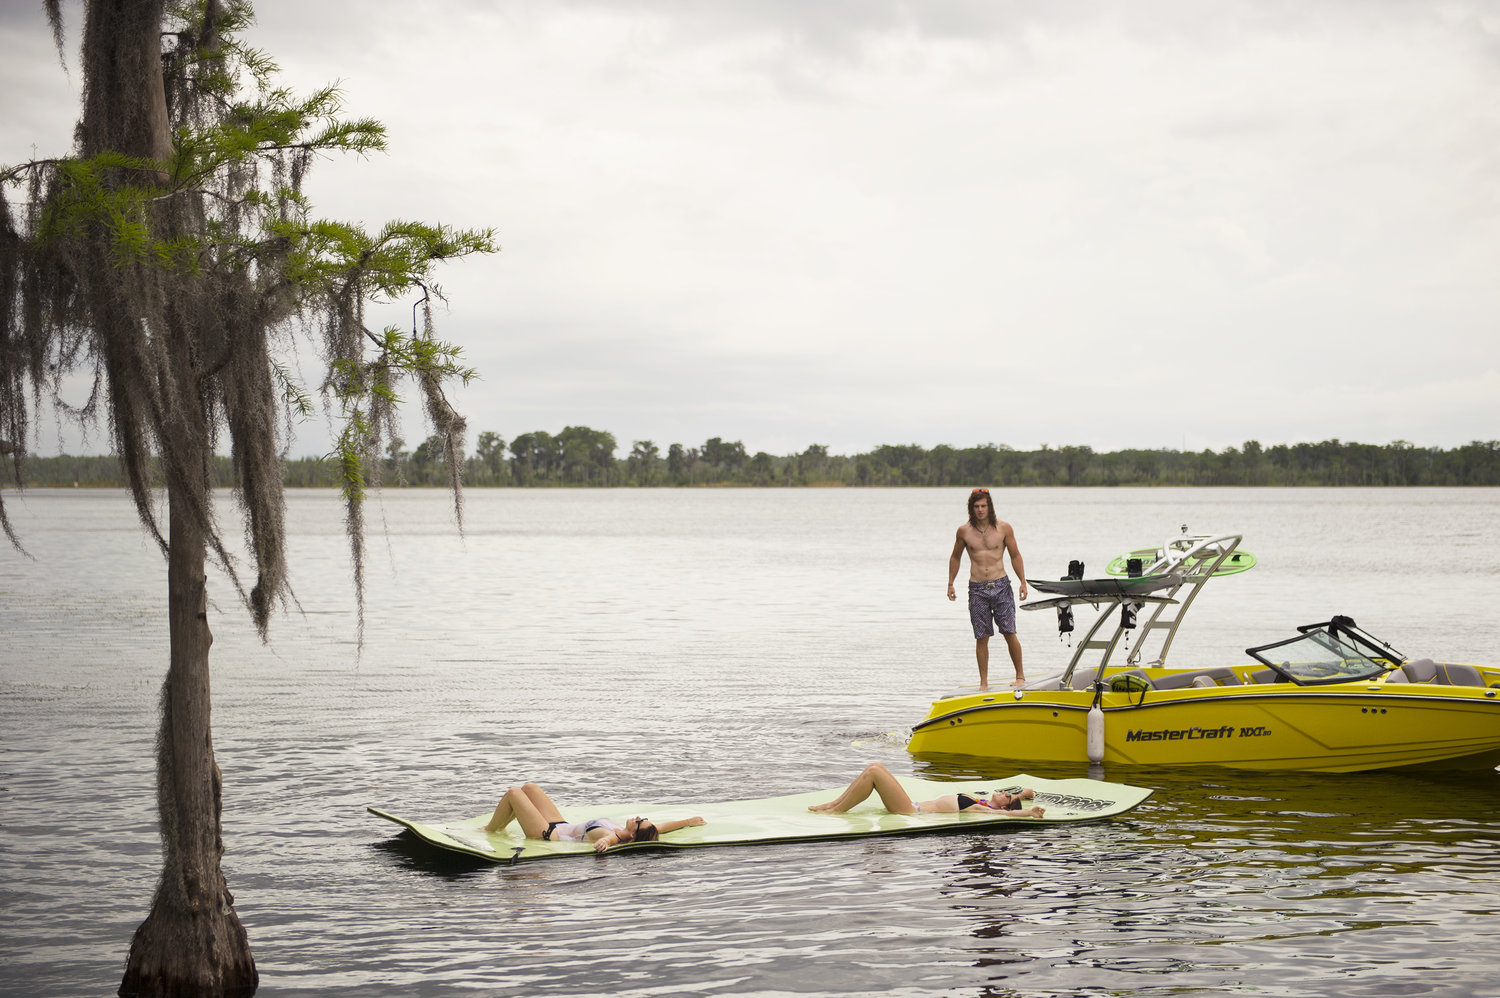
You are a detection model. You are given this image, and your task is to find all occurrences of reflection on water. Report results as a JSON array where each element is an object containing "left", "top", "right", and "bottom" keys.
[{"left": 2, "top": 487, "right": 1499, "bottom": 996}]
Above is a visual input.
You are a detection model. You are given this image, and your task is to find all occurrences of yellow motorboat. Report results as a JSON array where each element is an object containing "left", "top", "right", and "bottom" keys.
[{"left": 908, "top": 531, "right": 1500, "bottom": 774}]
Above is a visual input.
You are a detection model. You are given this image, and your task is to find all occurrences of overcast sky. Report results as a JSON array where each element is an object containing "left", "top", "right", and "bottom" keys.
[{"left": 4, "top": 0, "right": 1498, "bottom": 458}]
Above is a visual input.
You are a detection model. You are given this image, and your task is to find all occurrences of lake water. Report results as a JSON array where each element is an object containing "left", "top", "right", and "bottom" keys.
[{"left": 3, "top": 487, "right": 1499, "bottom": 997}]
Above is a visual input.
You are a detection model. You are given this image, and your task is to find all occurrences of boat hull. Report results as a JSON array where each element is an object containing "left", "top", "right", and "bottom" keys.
[{"left": 908, "top": 683, "right": 1500, "bottom": 773}]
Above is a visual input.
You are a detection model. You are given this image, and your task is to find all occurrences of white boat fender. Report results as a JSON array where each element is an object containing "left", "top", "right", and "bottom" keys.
[{"left": 1087, "top": 687, "right": 1105, "bottom": 763}]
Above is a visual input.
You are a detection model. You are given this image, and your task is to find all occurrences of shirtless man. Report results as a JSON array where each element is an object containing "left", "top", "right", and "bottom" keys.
[{"left": 947, "top": 488, "right": 1027, "bottom": 689}]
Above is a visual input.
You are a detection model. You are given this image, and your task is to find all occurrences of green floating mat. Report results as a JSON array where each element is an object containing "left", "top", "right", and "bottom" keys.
[{"left": 368, "top": 774, "right": 1154, "bottom": 863}]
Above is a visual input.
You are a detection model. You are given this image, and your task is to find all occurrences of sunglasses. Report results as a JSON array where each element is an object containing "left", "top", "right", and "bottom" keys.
[{"left": 970, "top": 488, "right": 989, "bottom": 495}]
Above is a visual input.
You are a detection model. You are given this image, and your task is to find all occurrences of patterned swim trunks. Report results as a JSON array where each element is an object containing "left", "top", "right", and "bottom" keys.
[{"left": 968, "top": 577, "right": 1016, "bottom": 639}]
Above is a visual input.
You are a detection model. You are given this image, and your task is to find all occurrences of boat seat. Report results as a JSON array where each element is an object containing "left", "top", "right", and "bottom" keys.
[
  {"left": 1397, "top": 659, "right": 1484, "bottom": 686},
  {"left": 1032, "top": 674, "right": 1100, "bottom": 691},
  {"left": 1250, "top": 669, "right": 1280, "bottom": 684},
  {"left": 1031, "top": 676, "right": 1078, "bottom": 691},
  {"left": 1149, "top": 672, "right": 1195, "bottom": 690},
  {"left": 1148, "top": 668, "right": 1246, "bottom": 690},
  {"left": 1384, "top": 669, "right": 1408, "bottom": 683},
  {"left": 1401, "top": 659, "right": 1438, "bottom": 683},
  {"left": 1436, "top": 663, "right": 1485, "bottom": 687},
  {"left": 1025, "top": 673, "right": 1101, "bottom": 691}
]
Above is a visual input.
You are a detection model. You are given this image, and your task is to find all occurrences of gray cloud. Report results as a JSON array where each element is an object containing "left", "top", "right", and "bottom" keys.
[{"left": 6, "top": 0, "right": 1499, "bottom": 458}]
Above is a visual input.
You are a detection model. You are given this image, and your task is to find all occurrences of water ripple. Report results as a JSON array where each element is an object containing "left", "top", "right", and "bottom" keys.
[{"left": 4, "top": 489, "right": 1500, "bottom": 997}]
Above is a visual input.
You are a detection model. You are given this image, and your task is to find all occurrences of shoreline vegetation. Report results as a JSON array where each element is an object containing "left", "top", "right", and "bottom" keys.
[{"left": 12, "top": 432, "right": 1500, "bottom": 488}]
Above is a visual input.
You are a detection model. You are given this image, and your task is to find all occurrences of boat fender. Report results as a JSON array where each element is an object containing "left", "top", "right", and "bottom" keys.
[
  {"left": 1087, "top": 704, "right": 1105, "bottom": 764},
  {"left": 1087, "top": 685, "right": 1106, "bottom": 763}
]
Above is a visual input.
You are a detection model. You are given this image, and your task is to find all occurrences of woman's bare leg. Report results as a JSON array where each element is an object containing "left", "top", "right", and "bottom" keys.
[
  {"left": 520, "top": 783, "right": 565, "bottom": 823},
  {"left": 484, "top": 785, "right": 552, "bottom": 837},
  {"left": 808, "top": 764, "right": 881, "bottom": 812},
  {"left": 483, "top": 789, "right": 517, "bottom": 832},
  {"left": 809, "top": 763, "right": 918, "bottom": 814}
]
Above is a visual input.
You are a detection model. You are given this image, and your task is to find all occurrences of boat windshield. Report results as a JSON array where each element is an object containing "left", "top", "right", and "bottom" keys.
[{"left": 1245, "top": 625, "right": 1397, "bottom": 686}]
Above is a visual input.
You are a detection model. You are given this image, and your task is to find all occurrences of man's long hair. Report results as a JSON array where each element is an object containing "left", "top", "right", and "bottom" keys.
[{"left": 967, "top": 490, "right": 998, "bottom": 530}]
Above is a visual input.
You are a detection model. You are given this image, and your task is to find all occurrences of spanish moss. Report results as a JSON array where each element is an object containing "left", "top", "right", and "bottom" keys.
[{"left": 1, "top": 3, "right": 495, "bottom": 993}]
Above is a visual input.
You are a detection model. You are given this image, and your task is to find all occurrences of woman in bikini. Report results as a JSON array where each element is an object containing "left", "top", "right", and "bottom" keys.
[
  {"left": 808, "top": 762, "right": 1045, "bottom": 817},
  {"left": 484, "top": 782, "right": 705, "bottom": 853}
]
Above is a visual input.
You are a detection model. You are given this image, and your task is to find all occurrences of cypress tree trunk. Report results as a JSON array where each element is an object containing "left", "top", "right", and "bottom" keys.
[
  {"left": 65, "top": 2, "right": 258, "bottom": 987},
  {"left": 120, "top": 322, "right": 257, "bottom": 996},
  {"left": 119, "top": 476, "right": 258, "bottom": 997}
]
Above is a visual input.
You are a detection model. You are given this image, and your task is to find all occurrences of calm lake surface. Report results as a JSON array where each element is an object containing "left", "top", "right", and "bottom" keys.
[{"left": 3, "top": 487, "right": 1499, "bottom": 997}]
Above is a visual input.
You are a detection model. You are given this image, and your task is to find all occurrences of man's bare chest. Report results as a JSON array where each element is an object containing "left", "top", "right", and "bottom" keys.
[{"left": 966, "top": 527, "right": 1007, "bottom": 554}]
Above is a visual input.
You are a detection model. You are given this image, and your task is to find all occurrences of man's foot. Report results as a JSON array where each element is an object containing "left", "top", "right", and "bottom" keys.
[{"left": 1010, "top": 676, "right": 1027, "bottom": 686}]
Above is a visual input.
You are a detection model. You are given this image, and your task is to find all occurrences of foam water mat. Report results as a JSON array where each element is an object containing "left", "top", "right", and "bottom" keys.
[{"left": 369, "top": 774, "right": 1155, "bottom": 862}]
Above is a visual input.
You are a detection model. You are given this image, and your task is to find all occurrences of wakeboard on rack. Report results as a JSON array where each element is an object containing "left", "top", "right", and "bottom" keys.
[
  {"left": 1027, "top": 574, "right": 1182, "bottom": 597},
  {"left": 1023, "top": 562, "right": 1183, "bottom": 637}
]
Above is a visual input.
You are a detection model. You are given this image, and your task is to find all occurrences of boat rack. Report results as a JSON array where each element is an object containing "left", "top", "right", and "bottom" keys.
[{"left": 1049, "top": 531, "right": 1247, "bottom": 691}]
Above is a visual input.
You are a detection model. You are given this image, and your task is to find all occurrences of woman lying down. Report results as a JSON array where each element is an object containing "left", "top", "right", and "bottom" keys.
[
  {"left": 484, "top": 782, "right": 705, "bottom": 853},
  {"left": 809, "top": 763, "right": 1045, "bottom": 818}
]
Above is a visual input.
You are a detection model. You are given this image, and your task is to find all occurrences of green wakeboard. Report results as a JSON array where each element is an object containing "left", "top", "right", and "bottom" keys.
[
  {"left": 368, "top": 774, "right": 1154, "bottom": 862},
  {"left": 1105, "top": 546, "right": 1257, "bottom": 577}
]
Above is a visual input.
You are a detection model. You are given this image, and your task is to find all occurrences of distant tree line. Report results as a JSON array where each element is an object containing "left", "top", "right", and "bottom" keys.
[{"left": 13, "top": 433, "right": 1500, "bottom": 488}]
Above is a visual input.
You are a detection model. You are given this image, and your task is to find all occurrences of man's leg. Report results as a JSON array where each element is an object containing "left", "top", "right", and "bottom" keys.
[
  {"left": 968, "top": 582, "right": 996, "bottom": 691},
  {"left": 1002, "top": 631, "right": 1025, "bottom": 685}
]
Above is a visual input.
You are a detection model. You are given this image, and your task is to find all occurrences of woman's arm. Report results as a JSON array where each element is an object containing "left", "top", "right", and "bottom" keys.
[
  {"left": 655, "top": 816, "right": 706, "bottom": 835},
  {"left": 592, "top": 816, "right": 709, "bottom": 851}
]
